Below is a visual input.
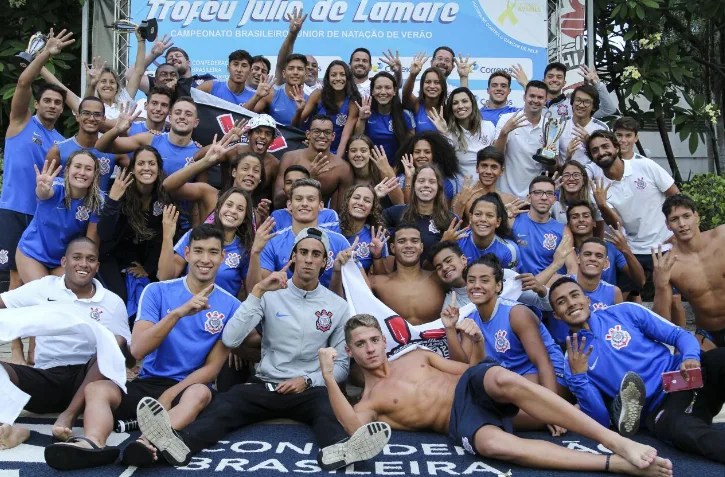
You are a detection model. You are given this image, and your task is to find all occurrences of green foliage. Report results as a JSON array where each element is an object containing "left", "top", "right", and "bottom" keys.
[
  {"left": 0, "top": 0, "right": 85, "bottom": 138},
  {"left": 681, "top": 174, "right": 725, "bottom": 231}
]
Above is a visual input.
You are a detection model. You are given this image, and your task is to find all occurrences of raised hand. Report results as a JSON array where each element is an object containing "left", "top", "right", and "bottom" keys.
[
  {"left": 441, "top": 292, "right": 460, "bottom": 329},
  {"left": 174, "top": 284, "right": 215, "bottom": 317},
  {"left": 441, "top": 217, "right": 470, "bottom": 242},
  {"left": 510, "top": 63, "right": 529, "bottom": 88},
  {"left": 286, "top": 7, "right": 308, "bottom": 34},
  {"left": 223, "top": 118, "right": 248, "bottom": 145},
  {"left": 124, "top": 261, "right": 149, "bottom": 279},
  {"left": 109, "top": 167, "right": 135, "bottom": 201},
  {"left": 566, "top": 333, "right": 593, "bottom": 375},
  {"left": 258, "top": 260, "right": 292, "bottom": 292},
  {"left": 566, "top": 138, "right": 582, "bottom": 161},
  {"left": 578, "top": 65, "right": 600, "bottom": 85},
  {"left": 456, "top": 318, "right": 483, "bottom": 343},
  {"left": 399, "top": 153, "right": 415, "bottom": 179},
  {"left": 369, "top": 145, "right": 395, "bottom": 177},
  {"left": 458, "top": 175, "right": 482, "bottom": 204},
  {"left": 85, "top": 56, "right": 108, "bottom": 87},
  {"left": 409, "top": 51, "right": 429, "bottom": 76},
  {"left": 428, "top": 106, "right": 448, "bottom": 134},
  {"left": 374, "top": 176, "right": 401, "bottom": 199},
  {"left": 203, "top": 134, "right": 231, "bottom": 165},
  {"left": 455, "top": 52, "right": 472, "bottom": 78},
  {"left": 44, "top": 28, "right": 75, "bottom": 56},
  {"left": 34, "top": 159, "right": 62, "bottom": 196},
  {"left": 355, "top": 96, "right": 372, "bottom": 120},
  {"left": 590, "top": 177, "right": 611, "bottom": 208},
  {"left": 543, "top": 169, "right": 562, "bottom": 190},
  {"left": 571, "top": 124, "right": 590, "bottom": 144},
  {"left": 505, "top": 198, "right": 530, "bottom": 220},
  {"left": 318, "top": 347, "right": 338, "bottom": 377},
  {"left": 368, "top": 226, "right": 389, "bottom": 259},
  {"left": 379, "top": 49, "right": 402, "bottom": 73},
  {"left": 515, "top": 273, "right": 546, "bottom": 296},
  {"left": 150, "top": 33, "right": 174, "bottom": 56},
  {"left": 254, "top": 75, "right": 274, "bottom": 99},
  {"left": 553, "top": 233, "right": 574, "bottom": 265},
  {"left": 255, "top": 198, "right": 272, "bottom": 224},
  {"left": 291, "top": 84, "right": 306, "bottom": 110},
  {"left": 502, "top": 110, "right": 527, "bottom": 135},
  {"left": 251, "top": 217, "right": 277, "bottom": 254},
  {"left": 161, "top": 204, "right": 179, "bottom": 239},
  {"left": 308, "top": 152, "right": 331, "bottom": 179},
  {"left": 334, "top": 236, "right": 359, "bottom": 272},
  {"left": 651, "top": 243, "right": 676, "bottom": 290},
  {"left": 603, "top": 223, "right": 630, "bottom": 253},
  {"left": 114, "top": 101, "right": 142, "bottom": 134}
]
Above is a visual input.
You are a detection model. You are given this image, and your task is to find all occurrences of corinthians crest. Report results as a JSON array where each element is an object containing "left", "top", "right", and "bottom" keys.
[
  {"left": 315, "top": 309, "right": 333, "bottom": 332},
  {"left": 204, "top": 311, "right": 225, "bottom": 334}
]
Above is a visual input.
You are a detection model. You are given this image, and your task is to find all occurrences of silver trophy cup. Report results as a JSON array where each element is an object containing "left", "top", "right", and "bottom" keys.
[
  {"left": 105, "top": 18, "right": 158, "bottom": 42},
  {"left": 11, "top": 32, "right": 48, "bottom": 69},
  {"left": 533, "top": 112, "right": 567, "bottom": 168}
]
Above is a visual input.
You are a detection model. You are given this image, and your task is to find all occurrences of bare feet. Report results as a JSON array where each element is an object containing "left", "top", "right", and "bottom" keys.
[
  {"left": 0, "top": 424, "right": 30, "bottom": 450},
  {"left": 52, "top": 411, "right": 77, "bottom": 442},
  {"left": 609, "top": 454, "right": 673, "bottom": 477},
  {"left": 138, "top": 437, "right": 158, "bottom": 461},
  {"left": 10, "top": 350, "right": 28, "bottom": 366},
  {"left": 609, "top": 437, "right": 657, "bottom": 469}
]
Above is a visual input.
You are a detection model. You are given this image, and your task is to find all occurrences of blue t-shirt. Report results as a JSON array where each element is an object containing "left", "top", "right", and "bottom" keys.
[
  {"left": 150, "top": 133, "right": 201, "bottom": 177},
  {"left": 457, "top": 234, "right": 520, "bottom": 270},
  {"left": 383, "top": 204, "right": 454, "bottom": 265},
  {"left": 269, "top": 86, "right": 308, "bottom": 127},
  {"left": 594, "top": 242, "right": 626, "bottom": 286},
  {"left": 468, "top": 298, "right": 566, "bottom": 384},
  {"left": 364, "top": 110, "right": 415, "bottom": 164},
  {"left": 174, "top": 230, "right": 249, "bottom": 296},
  {"left": 271, "top": 209, "right": 340, "bottom": 234},
  {"left": 345, "top": 224, "right": 389, "bottom": 272},
  {"left": 0, "top": 116, "right": 66, "bottom": 215},
  {"left": 414, "top": 101, "right": 438, "bottom": 134},
  {"left": 211, "top": 80, "right": 255, "bottom": 106},
  {"left": 512, "top": 214, "right": 565, "bottom": 275},
  {"left": 259, "top": 227, "right": 352, "bottom": 288},
  {"left": 56, "top": 136, "right": 118, "bottom": 192},
  {"left": 397, "top": 174, "right": 460, "bottom": 201},
  {"left": 480, "top": 105, "right": 519, "bottom": 126},
  {"left": 18, "top": 183, "right": 100, "bottom": 267},
  {"left": 136, "top": 277, "right": 241, "bottom": 382},
  {"left": 317, "top": 98, "right": 350, "bottom": 154},
  {"left": 129, "top": 121, "right": 150, "bottom": 136}
]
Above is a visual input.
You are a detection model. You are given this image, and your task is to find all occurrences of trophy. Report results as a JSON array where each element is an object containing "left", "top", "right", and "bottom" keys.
[
  {"left": 105, "top": 18, "right": 158, "bottom": 42},
  {"left": 10, "top": 32, "right": 48, "bottom": 69},
  {"left": 533, "top": 111, "right": 567, "bottom": 168}
]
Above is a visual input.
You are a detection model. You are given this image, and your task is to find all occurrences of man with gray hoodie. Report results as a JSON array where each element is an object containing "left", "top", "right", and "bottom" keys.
[{"left": 133, "top": 227, "right": 391, "bottom": 470}]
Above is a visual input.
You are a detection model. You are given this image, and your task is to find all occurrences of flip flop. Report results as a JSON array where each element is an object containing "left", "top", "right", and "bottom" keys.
[
  {"left": 121, "top": 440, "right": 156, "bottom": 467},
  {"left": 45, "top": 437, "right": 120, "bottom": 471}
]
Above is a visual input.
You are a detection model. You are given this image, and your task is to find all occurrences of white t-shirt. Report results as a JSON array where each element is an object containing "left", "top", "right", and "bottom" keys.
[
  {"left": 604, "top": 158, "right": 675, "bottom": 254},
  {"left": 494, "top": 112, "right": 546, "bottom": 199},
  {"left": 558, "top": 117, "right": 609, "bottom": 170},
  {"left": 450, "top": 121, "right": 496, "bottom": 180},
  {"left": 303, "top": 81, "right": 323, "bottom": 96},
  {"left": 0, "top": 275, "right": 131, "bottom": 370},
  {"left": 356, "top": 79, "right": 371, "bottom": 98}
]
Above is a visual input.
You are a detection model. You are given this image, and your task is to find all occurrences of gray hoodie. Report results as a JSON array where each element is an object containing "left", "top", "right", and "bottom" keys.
[{"left": 222, "top": 280, "right": 351, "bottom": 386}]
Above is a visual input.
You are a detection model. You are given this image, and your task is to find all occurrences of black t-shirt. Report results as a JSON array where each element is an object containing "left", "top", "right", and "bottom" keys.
[
  {"left": 383, "top": 204, "right": 448, "bottom": 265},
  {"left": 147, "top": 73, "right": 215, "bottom": 98}
]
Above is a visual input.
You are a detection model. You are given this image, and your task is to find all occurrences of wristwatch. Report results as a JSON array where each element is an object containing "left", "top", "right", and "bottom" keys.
[{"left": 304, "top": 376, "right": 313, "bottom": 389}]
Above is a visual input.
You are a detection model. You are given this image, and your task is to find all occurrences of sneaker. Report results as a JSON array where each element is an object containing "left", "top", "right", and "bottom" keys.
[
  {"left": 136, "top": 397, "right": 191, "bottom": 467},
  {"left": 317, "top": 422, "right": 391, "bottom": 471},
  {"left": 114, "top": 419, "right": 139, "bottom": 433},
  {"left": 611, "top": 371, "right": 646, "bottom": 437}
]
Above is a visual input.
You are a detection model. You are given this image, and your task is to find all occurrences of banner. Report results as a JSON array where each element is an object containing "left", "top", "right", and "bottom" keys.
[
  {"left": 548, "top": 0, "right": 587, "bottom": 92},
  {"left": 130, "top": 0, "right": 549, "bottom": 108}
]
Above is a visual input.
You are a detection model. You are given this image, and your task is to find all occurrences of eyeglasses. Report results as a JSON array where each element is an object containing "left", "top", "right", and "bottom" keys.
[
  {"left": 309, "top": 128, "right": 333, "bottom": 137},
  {"left": 530, "top": 190, "right": 556, "bottom": 198},
  {"left": 79, "top": 110, "right": 104, "bottom": 119},
  {"left": 573, "top": 98, "right": 593, "bottom": 107},
  {"left": 562, "top": 172, "right": 583, "bottom": 179}
]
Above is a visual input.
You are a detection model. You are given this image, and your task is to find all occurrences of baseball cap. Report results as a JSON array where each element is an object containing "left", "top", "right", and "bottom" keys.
[
  {"left": 243, "top": 114, "right": 281, "bottom": 139},
  {"left": 290, "top": 227, "right": 330, "bottom": 259}
]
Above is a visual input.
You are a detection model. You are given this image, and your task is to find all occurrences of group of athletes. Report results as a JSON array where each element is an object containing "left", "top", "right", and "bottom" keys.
[{"left": 0, "top": 9, "right": 724, "bottom": 475}]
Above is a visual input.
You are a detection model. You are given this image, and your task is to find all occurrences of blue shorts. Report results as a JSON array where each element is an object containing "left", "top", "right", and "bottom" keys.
[
  {"left": 0, "top": 209, "right": 33, "bottom": 271},
  {"left": 448, "top": 358, "right": 519, "bottom": 455}
]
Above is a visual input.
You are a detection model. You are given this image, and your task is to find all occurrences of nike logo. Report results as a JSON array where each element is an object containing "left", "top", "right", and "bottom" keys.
[
  {"left": 47, "top": 298, "right": 57, "bottom": 301},
  {"left": 275, "top": 311, "right": 289, "bottom": 318},
  {"left": 589, "top": 357, "right": 599, "bottom": 371}
]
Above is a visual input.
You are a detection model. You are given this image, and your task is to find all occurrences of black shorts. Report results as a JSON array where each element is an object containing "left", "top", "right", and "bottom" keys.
[
  {"left": 0, "top": 209, "right": 32, "bottom": 271},
  {"left": 696, "top": 328, "right": 725, "bottom": 348},
  {"left": 6, "top": 361, "right": 93, "bottom": 414},
  {"left": 448, "top": 358, "right": 519, "bottom": 455},
  {"left": 113, "top": 377, "right": 194, "bottom": 421}
]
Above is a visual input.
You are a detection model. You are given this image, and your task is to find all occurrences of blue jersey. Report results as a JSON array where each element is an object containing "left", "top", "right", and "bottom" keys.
[
  {"left": 128, "top": 121, "right": 150, "bottom": 136},
  {"left": 468, "top": 298, "right": 566, "bottom": 385},
  {"left": 364, "top": 110, "right": 415, "bottom": 164},
  {"left": 136, "top": 277, "right": 241, "bottom": 382},
  {"left": 596, "top": 242, "right": 626, "bottom": 285},
  {"left": 414, "top": 102, "right": 438, "bottom": 134},
  {"left": 457, "top": 234, "right": 520, "bottom": 270},
  {"left": 345, "top": 224, "right": 389, "bottom": 272},
  {"left": 317, "top": 97, "right": 350, "bottom": 154},
  {"left": 512, "top": 214, "right": 565, "bottom": 275},
  {"left": 260, "top": 227, "right": 352, "bottom": 288},
  {"left": 271, "top": 208, "right": 340, "bottom": 234},
  {"left": 18, "top": 183, "right": 100, "bottom": 267},
  {"left": 480, "top": 105, "right": 519, "bottom": 125},
  {"left": 0, "top": 116, "right": 65, "bottom": 215},
  {"left": 269, "top": 86, "right": 308, "bottom": 127},
  {"left": 565, "top": 303, "right": 701, "bottom": 427},
  {"left": 150, "top": 133, "right": 200, "bottom": 177},
  {"left": 174, "top": 230, "right": 249, "bottom": 296},
  {"left": 571, "top": 275, "right": 617, "bottom": 311},
  {"left": 56, "top": 137, "right": 118, "bottom": 192},
  {"left": 210, "top": 80, "right": 255, "bottom": 106},
  {"left": 397, "top": 174, "right": 460, "bottom": 201}
]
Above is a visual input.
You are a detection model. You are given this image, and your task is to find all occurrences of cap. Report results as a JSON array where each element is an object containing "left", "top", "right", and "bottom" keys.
[
  {"left": 290, "top": 227, "right": 330, "bottom": 259},
  {"left": 243, "top": 114, "right": 281, "bottom": 139}
]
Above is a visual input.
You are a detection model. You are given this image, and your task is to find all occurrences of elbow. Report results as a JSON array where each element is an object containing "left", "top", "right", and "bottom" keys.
[{"left": 129, "top": 343, "right": 146, "bottom": 361}]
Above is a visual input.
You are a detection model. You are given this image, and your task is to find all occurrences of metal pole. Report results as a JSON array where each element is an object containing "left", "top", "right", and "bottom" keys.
[
  {"left": 587, "top": 0, "right": 594, "bottom": 69},
  {"left": 80, "top": 0, "right": 89, "bottom": 96}
]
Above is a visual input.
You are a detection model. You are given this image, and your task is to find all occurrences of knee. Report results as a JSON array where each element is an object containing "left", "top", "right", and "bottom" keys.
[
  {"left": 84, "top": 381, "right": 120, "bottom": 403},
  {"left": 489, "top": 368, "right": 521, "bottom": 397},
  {"left": 180, "top": 384, "right": 213, "bottom": 409},
  {"left": 474, "top": 430, "right": 517, "bottom": 460}
]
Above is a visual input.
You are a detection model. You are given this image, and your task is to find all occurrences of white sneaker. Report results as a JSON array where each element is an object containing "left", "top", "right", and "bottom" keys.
[
  {"left": 317, "top": 422, "right": 391, "bottom": 470},
  {"left": 136, "top": 397, "right": 191, "bottom": 467}
]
